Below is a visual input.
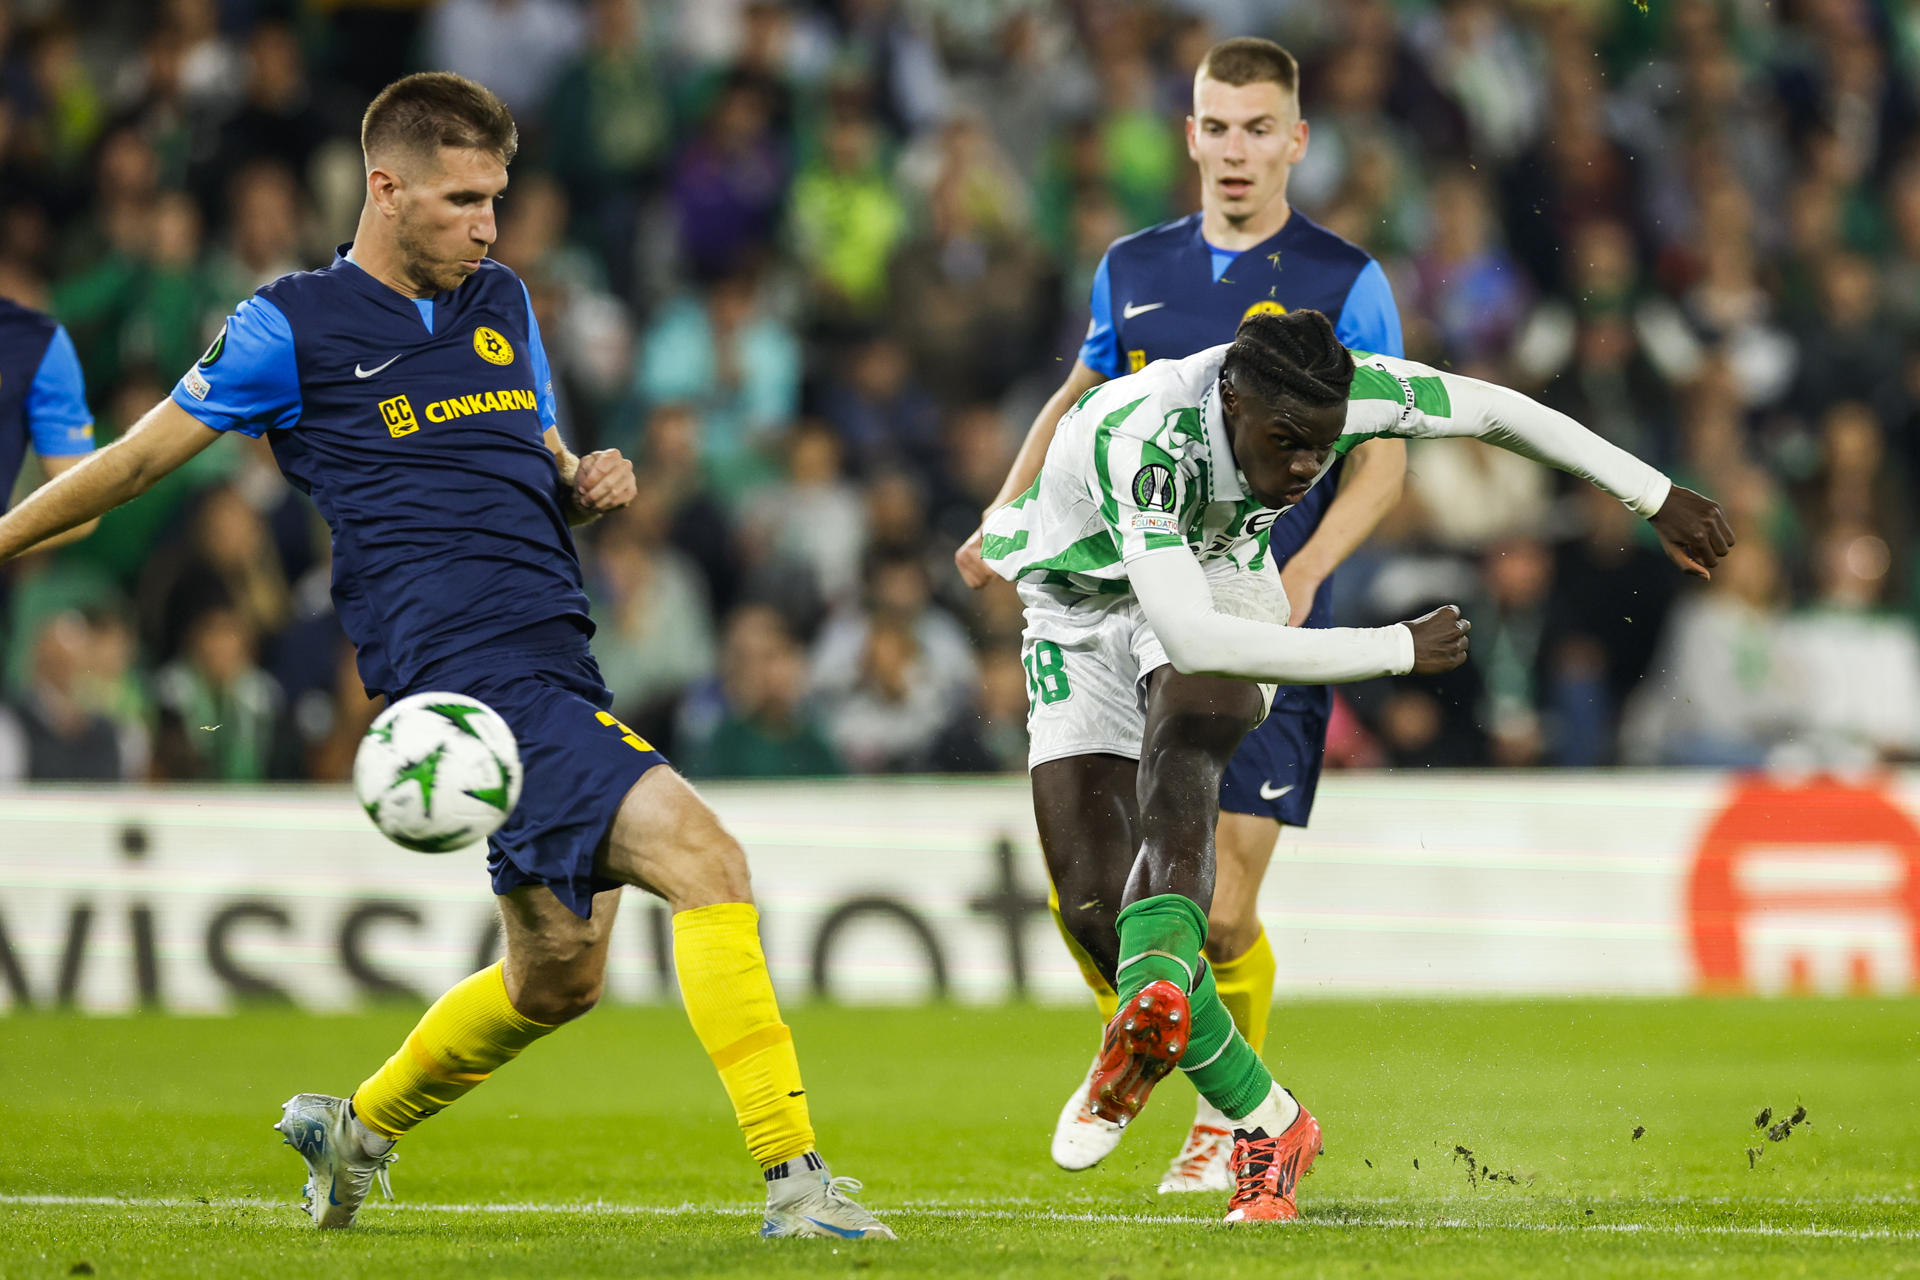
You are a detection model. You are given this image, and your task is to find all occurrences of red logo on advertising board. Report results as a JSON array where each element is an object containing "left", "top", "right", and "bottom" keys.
[{"left": 1687, "top": 777, "right": 1920, "bottom": 993}]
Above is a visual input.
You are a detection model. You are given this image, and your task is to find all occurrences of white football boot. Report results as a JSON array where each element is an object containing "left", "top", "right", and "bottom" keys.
[
  {"left": 1157, "top": 1095, "right": 1235, "bottom": 1193},
  {"left": 273, "top": 1093, "right": 397, "bottom": 1228},
  {"left": 761, "top": 1152, "right": 896, "bottom": 1239},
  {"left": 1050, "top": 1053, "right": 1127, "bottom": 1171}
]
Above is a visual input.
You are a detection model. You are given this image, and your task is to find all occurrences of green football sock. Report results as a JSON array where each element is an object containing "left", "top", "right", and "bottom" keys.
[
  {"left": 1114, "top": 894, "right": 1208, "bottom": 1006},
  {"left": 1180, "top": 959, "right": 1275, "bottom": 1121},
  {"left": 1114, "top": 893, "right": 1274, "bottom": 1120}
]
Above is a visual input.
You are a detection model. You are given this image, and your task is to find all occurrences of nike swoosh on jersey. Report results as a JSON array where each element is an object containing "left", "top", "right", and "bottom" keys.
[
  {"left": 354, "top": 355, "right": 401, "bottom": 378},
  {"left": 1122, "top": 301, "right": 1166, "bottom": 319},
  {"left": 1258, "top": 782, "right": 1295, "bottom": 801}
]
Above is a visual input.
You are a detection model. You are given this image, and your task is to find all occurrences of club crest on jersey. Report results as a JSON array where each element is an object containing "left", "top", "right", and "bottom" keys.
[
  {"left": 1241, "top": 300, "right": 1287, "bottom": 323},
  {"left": 198, "top": 323, "right": 228, "bottom": 367},
  {"left": 1132, "top": 463, "right": 1176, "bottom": 512},
  {"left": 473, "top": 326, "right": 514, "bottom": 366}
]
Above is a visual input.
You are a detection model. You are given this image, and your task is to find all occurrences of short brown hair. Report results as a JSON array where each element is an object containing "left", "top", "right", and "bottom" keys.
[
  {"left": 360, "top": 72, "right": 518, "bottom": 168},
  {"left": 1197, "top": 37, "right": 1299, "bottom": 96}
]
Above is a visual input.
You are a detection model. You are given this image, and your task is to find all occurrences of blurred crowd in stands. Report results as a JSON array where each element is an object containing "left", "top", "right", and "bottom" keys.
[{"left": 6, "top": 0, "right": 1920, "bottom": 782}]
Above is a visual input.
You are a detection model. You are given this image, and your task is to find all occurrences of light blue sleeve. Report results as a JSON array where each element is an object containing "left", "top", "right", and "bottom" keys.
[
  {"left": 520, "top": 281, "right": 558, "bottom": 431},
  {"left": 26, "top": 324, "right": 94, "bottom": 456},
  {"left": 1075, "top": 251, "right": 1124, "bottom": 378},
  {"left": 1334, "top": 259, "right": 1404, "bottom": 359},
  {"left": 170, "top": 296, "right": 302, "bottom": 437}
]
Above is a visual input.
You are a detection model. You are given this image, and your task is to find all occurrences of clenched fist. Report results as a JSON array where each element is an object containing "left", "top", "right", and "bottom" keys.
[
  {"left": 1402, "top": 605, "right": 1471, "bottom": 675},
  {"left": 1648, "top": 484, "right": 1735, "bottom": 580},
  {"left": 573, "top": 449, "right": 636, "bottom": 513}
]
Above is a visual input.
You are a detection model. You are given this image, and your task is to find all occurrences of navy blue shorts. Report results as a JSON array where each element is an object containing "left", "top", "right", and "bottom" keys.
[
  {"left": 404, "top": 621, "right": 667, "bottom": 918},
  {"left": 1217, "top": 683, "right": 1330, "bottom": 826}
]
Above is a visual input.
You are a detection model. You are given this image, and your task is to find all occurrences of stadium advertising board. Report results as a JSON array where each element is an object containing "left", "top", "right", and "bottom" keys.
[{"left": 0, "top": 773, "right": 1913, "bottom": 1013}]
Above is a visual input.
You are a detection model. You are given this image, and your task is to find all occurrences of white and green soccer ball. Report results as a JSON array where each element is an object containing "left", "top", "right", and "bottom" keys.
[{"left": 353, "top": 692, "right": 523, "bottom": 853}]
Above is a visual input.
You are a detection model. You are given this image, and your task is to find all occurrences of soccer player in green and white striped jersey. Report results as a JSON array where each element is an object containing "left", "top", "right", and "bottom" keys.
[{"left": 981, "top": 309, "right": 1731, "bottom": 1222}]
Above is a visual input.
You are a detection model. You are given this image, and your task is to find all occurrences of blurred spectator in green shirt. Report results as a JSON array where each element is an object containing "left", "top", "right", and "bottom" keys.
[
  {"left": 545, "top": 0, "right": 672, "bottom": 297},
  {"left": 55, "top": 190, "right": 225, "bottom": 393},
  {"left": 677, "top": 605, "right": 842, "bottom": 779},
  {"left": 789, "top": 104, "right": 905, "bottom": 328}
]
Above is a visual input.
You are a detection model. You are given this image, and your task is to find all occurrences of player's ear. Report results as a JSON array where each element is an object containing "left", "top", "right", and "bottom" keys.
[
  {"left": 365, "top": 158, "right": 406, "bottom": 217},
  {"left": 1185, "top": 114, "right": 1200, "bottom": 160}
]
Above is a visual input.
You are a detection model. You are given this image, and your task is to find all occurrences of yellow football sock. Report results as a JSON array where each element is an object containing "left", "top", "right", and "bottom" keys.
[
  {"left": 352, "top": 961, "right": 555, "bottom": 1140},
  {"left": 1211, "top": 927, "right": 1275, "bottom": 1056},
  {"left": 1048, "top": 882, "right": 1119, "bottom": 1022},
  {"left": 673, "top": 902, "right": 815, "bottom": 1169}
]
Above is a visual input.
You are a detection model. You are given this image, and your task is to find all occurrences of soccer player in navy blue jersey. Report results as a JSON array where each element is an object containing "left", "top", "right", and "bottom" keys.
[
  {"left": 0, "top": 73, "right": 891, "bottom": 1241},
  {"left": 0, "top": 295, "right": 97, "bottom": 544},
  {"left": 956, "top": 37, "right": 1411, "bottom": 1193}
]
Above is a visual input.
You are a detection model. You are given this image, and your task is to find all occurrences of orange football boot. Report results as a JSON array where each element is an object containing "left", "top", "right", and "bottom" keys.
[
  {"left": 1086, "top": 979, "right": 1190, "bottom": 1125},
  {"left": 1223, "top": 1101, "right": 1322, "bottom": 1223}
]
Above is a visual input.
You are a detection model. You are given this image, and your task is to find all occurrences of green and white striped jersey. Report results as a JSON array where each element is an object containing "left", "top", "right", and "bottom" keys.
[{"left": 981, "top": 343, "right": 1669, "bottom": 597}]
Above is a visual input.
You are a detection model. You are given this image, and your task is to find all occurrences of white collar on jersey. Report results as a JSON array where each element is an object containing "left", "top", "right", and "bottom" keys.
[{"left": 1200, "top": 379, "right": 1247, "bottom": 504}]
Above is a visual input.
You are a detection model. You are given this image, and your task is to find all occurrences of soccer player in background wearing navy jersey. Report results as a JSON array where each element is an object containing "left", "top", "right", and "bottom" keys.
[
  {"left": 957, "top": 38, "right": 1409, "bottom": 1193},
  {"left": 0, "top": 295, "right": 97, "bottom": 541},
  {"left": 0, "top": 73, "right": 891, "bottom": 1242}
]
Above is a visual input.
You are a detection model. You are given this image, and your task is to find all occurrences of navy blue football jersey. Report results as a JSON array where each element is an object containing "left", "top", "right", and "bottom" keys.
[
  {"left": 171, "top": 248, "right": 585, "bottom": 697},
  {"left": 1077, "top": 210, "right": 1403, "bottom": 629},
  {"left": 0, "top": 297, "right": 94, "bottom": 512}
]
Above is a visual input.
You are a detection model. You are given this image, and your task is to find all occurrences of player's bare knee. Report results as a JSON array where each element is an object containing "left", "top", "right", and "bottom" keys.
[
  {"left": 1145, "top": 709, "right": 1255, "bottom": 766},
  {"left": 668, "top": 830, "right": 752, "bottom": 911},
  {"left": 505, "top": 930, "right": 605, "bottom": 1020},
  {"left": 511, "top": 968, "right": 603, "bottom": 1024},
  {"left": 502, "top": 915, "right": 609, "bottom": 1024},
  {"left": 646, "top": 798, "right": 752, "bottom": 910},
  {"left": 604, "top": 771, "right": 755, "bottom": 910}
]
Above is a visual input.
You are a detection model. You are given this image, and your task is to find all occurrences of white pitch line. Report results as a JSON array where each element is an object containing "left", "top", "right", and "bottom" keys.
[{"left": 2, "top": 1194, "right": 1915, "bottom": 1241}]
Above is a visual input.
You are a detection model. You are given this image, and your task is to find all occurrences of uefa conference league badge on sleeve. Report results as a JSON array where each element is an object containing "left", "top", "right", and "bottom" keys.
[{"left": 183, "top": 322, "right": 227, "bottom": 401}]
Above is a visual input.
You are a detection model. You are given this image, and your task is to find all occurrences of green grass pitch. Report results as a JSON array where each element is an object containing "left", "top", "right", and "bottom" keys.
[{"left": 2, "top": 998, "right": 1916, "bottom": 1278}]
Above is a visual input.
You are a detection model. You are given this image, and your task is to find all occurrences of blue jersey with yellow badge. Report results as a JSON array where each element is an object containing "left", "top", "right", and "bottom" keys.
[
  {"left": 171, "top": 248, "right": 587, "bottom": 698},
  {"left": 1077, "top": 209, "right": 1404, "bottom": 826},
  {"left": 1078, "top": 210, "right": 1402, "bottom": 629}
]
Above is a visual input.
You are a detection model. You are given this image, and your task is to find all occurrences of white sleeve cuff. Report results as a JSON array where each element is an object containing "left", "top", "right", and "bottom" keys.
[
  {"left": 1388, "top": 619, "right": 1415, "bottom": 675},
  {"left": 1628, "top": 471, "right": 1672, "bottom": 519}
]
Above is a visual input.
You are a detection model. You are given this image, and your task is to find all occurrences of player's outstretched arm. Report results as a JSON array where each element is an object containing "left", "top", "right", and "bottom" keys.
[
  {"left": 0, "top": 398, "right": 218, "bottom": 562},
  {"left": 955, "top": 359, "right": 1109, "bottom": 588},
  {"left": 15, "top": 457, "right": 103, "bottom": 553},
  {"left": 1128, "top": 544, "right": 1469, "bottom": 683},
  {"left": 1365, "top": 357, "right": 1734, "bottom": 579},
  {"left": 544, "top": 427, "right": 635, "bottom": 526}
]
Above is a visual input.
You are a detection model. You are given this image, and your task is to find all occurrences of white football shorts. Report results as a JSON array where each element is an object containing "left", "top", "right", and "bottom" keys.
[{"left": 1018, "top": 562, "right": 1286, "bottom": 770}]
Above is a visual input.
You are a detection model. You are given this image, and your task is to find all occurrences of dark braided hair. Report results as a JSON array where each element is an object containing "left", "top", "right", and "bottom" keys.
[{"left": 1221, "top": 309, "right": 1354, "bottom": 409}]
